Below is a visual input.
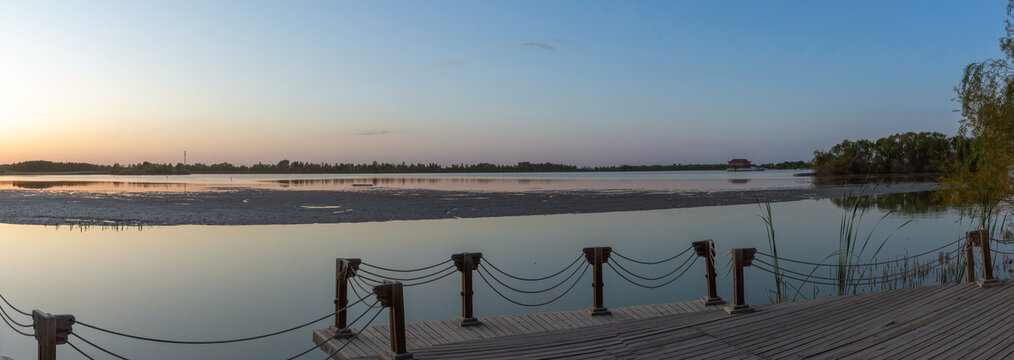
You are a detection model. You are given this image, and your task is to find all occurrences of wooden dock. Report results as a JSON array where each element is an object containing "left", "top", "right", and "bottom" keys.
[
  {"left": 315, "top": 281, "right": 1014, "bottom": 359},
  {"left": 313, "top": 299, "right": 723, "bottom": 359}
]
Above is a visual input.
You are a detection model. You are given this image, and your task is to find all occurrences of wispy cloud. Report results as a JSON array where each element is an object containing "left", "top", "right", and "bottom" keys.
[
  {"left": 355, "top": 129, "right": 399, "bottom": 136},
  {"left": 438, "top": 59, "right": 463, "bottom": 66},
  {"left": 520, "top": 42, "right": 553, "bottom": 51}
]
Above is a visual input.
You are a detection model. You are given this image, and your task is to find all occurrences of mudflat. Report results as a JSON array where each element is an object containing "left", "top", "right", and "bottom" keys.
[{"left": 0, "top": 182, "right": 938, "bottom": 227}]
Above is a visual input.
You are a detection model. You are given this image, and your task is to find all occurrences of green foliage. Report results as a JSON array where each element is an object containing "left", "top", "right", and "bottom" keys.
[
  {"left": 942, "top": 0, "right": 1014, "bottom": 230},
  {"left": 811, "top": 132, "right": 969, "bottom": 176},
  {"left": 760, "top": 161, "right": 810, "bottom": 170}
]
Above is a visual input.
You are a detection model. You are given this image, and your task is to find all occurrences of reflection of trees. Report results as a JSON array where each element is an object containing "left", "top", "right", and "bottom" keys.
[
  {"left": 1, "top": 181, "right": 190, "bottom": 191},
  {"left": 811, "top": 174, "right": 940, "bottom": 187},
  {"left": 6, "top": 181, "right": 93, "bottom": 189},
  {"left": 829, "top": 191, "right": 951, "bottom": 215}
]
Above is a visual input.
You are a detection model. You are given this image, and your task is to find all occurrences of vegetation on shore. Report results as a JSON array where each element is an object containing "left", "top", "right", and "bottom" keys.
[
  {"left": 811, "top": 132, "right": 975, "bottom": 176},
  {"left": 0, "top": 160, "right": 810, "bottom": 175}
]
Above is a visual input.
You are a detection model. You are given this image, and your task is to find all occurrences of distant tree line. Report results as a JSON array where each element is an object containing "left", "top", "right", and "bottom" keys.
[
  {"left": 811, "top": 132, "right": 975, "bottom": 176},
  {"left": 759, "top": 161, "right": 809, "bottom": 170},
  {"left": 0, "top": 159, "right": 810, "bottom": 175}
]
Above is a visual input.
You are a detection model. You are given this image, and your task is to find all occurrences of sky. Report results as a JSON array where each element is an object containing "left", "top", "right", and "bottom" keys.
[{"left": 0, "top": 0, "right": 1009, "bottom": 166}]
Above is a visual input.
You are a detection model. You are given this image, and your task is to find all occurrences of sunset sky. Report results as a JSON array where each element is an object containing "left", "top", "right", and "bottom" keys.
[{"left": 0, "top": 1, "right": 1007, "bottom": 166}]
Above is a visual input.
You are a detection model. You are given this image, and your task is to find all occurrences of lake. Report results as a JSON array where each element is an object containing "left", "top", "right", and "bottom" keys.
[
  {"left": 0, "top": 172, "right": 989, "bottom": 359},
  {"left": 0, "top": 170, "right": 813, "bottom": 192}
]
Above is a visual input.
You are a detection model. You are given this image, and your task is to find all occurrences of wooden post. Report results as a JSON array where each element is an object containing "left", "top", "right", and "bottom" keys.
[
  {"left": 724, "top": 248, "right": 757, "bottom": 315},
  {"left": 374, "top": 282, "right": 416, "bottom": 360},
  {"left": 971, "top": 229, "right": 1001, "bottom": 288},
  {"left": 452, "top": 252, "right": 483, "bottom": 327},
  {"left": 32, "top": 310, "right": 74, "bottom": 360},
  {"left": 693, "top": 240, "right": 726, "bottom": 306},
  {"left": 334, "top": 258, "right": 361, "bottom": 338},
  {"left": 583, "top": 247, "right": 612, "bottom": 316},
  {"left": 965, "top": 234, "right": 977, "bottom": 284}
]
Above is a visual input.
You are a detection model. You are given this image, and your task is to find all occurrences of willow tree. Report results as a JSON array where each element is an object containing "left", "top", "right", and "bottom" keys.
[{"left": 946, "top": 1, "right": 1014, "bottom": 232}]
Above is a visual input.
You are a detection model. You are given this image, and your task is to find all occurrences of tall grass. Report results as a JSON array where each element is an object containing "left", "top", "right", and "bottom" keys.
[
  {"left": 758, "top": 202, "right": 784, "bottom": 302},
  {"left": 834, "top": 187, "right": 911, "bottom": 295}
]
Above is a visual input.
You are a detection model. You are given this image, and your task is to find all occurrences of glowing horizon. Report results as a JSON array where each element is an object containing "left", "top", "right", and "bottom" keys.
[{"left": 0, "top": 1, "right": 1004, "bottom": 166}]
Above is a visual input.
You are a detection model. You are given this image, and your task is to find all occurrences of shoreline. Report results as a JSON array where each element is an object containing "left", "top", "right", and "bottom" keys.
[{"left": 0, "top": 183, "right": 939, "bottom": 227}]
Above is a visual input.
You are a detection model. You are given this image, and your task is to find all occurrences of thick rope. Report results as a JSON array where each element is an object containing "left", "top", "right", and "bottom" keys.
[
  {"left": 483, "top": 254, "right": 584, "bottom": 282},
  {"left": 67, "top": 341, "right": 97, "bottom": 360},
  {"left": 284, "top": 302, "right": 381, "bottom": 360},
  {"left": 755, "top": 237, "right": 961, "bottom": 268},
  {"left": 752, "top": 259, "right": 951, "bottom": 287},
  {"left": 315, "top": 307, "right": 384, "bottom": 360},
  {"left": 606, "top": 257, "right": 698, "bottom": 289},
  {"left": 71, "top": 333, "right": 129, "bottom": 360},
  {"left": 478, "top": 261, "right": 586, "bottom": 294},
  {"left": 0, "top": 291, "right": 30, "bottom": 316},
  {"left": 0, "top": 302, "right": 32, "bottom": 328},
  {"left": 477, "top": 264, "right": 589, "bottom": 307},
  {"left": 356, "top": 265, "right": 456, "bottom": 282},
  {"left": 753, "top": 255, "right": 954, "bottom": 285},
  {"left": 609, "top": 252, "right": 695, "bottom": 281},
  {"left": 76, "top": 293, "right": 374, "bottom": 345},
  {"left": 0, "top": 307, "right": 34, "bottom": 337},
  {"left": 611, "top": 246, "right": 693, "bottom": 265},
  {"left": 360, "top": 259, "right": 452, "bottom": 273}
]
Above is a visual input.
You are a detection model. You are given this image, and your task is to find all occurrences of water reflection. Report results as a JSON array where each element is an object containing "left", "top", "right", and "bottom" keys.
[
  {"left": 0, "top": 198, "right": 975, "bottom": 359},
  {"left": 828, "top": 191, "right": 951, "bottom": 215},
  {"left": 0, "top": 181, "right": 200, "bottom": 192},
  {"left": 810, "top": 174, "right": 942, "bottom": 186},
  {"left": 0, "top": 171, "right": 817, "bottom": 193}
]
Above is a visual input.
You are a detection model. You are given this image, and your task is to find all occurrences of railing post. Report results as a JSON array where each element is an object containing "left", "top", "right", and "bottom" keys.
[
  {"left": 334, "top": 258, "right": 361, "bottom": 338},
  {"left": 965, "top": 233, "right": 977, "bottom": 284},
  {"left": 583, "top": 246, "right": 612, "bottom": 316},
  {"left": 971, "top": 229, "right": 1001, "bottom": 288},
  {"left": 693, "top": 240, "right": 726, "bottom": 306},
  {"left": 32, "top": 310, "right": 74, "bottom": 360},
  {"left": 374, "top": 282, "right": 416, "bottom": 360},
  {"left": 452, "top": 252, "right": 483, "bottom": 327},
  {"left": 724, "top": 248, "right": 756, "bottom": 315}
]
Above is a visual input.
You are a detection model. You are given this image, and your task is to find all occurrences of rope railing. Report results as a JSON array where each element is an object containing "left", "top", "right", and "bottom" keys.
[
  {"left": 0, "top": 291, "right": 33, "bottom": 337},
  {"left": 607, "top": 256, "right": 699, "bottom": 289},
  {"left": 356, "top": 264, "right": 457, "bottom": 282},
  {"left": 482, "top": 254, "right": 584, "bottom": 282},
  {"left": 608, "top": 250, "right": 696, "bottom": 282},
  {"left": 284, "top": 302, "right": 383, "bottom": 360},
  {"left": 477, "top": 261, "right": 587, "bottom": 294},
  {"left": 476, "top": 263, "right": 590, "bottom": 307},
  {"left": 66, "top": 341, "right": 96, "bottom": 360},
  {"left": 7, "top": 231, "right": 1001, "bottom": 360},
  {"left": 69, "top": 333, "right": 128, "bottom": 360},
  {"left": 752, "top": 252, "right": 956, "bottom": 286},
  {"left": 610, "top": 246, "right": 693, "bottom": 265},
  {"left": 356, "top": 265, "right": 458, "bottom": 287},
  {"left": 992, "top": 248, "right": 1014, "bottom": 255},
  {"left": 75, "top": 293, "right": 375, "bottom": 345},
  {"left": 359, "top": 259, "right": 452, "bottom": 273},
  {"left": 754, "top": 237, "right": 963, "bottom": 268}
]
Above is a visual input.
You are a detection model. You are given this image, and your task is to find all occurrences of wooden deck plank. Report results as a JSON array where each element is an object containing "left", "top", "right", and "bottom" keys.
[{"left": 318, "top": 283, "right": 1014, "bottom": 359}]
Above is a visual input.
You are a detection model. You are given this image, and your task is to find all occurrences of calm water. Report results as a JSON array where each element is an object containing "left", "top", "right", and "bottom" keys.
[
  {"left": 0, "top": 191, "right": 983, "bottom": 360},
  {"left": 0, "top": 170, "right": 812, "bottom": 192}
]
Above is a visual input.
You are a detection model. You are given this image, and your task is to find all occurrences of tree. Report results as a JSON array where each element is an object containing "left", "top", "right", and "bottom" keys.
[{"left": 945, "top": 0, "right": 1014, "bottom": 229}]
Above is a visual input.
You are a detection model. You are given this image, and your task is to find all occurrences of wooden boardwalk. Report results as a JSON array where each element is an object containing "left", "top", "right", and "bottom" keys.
[
  {"left": 313, "top": 299, "right": 723, "bottom": 359},
  {"left": 315, "top": 281, "right": 1014, "bottom": 359}
]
